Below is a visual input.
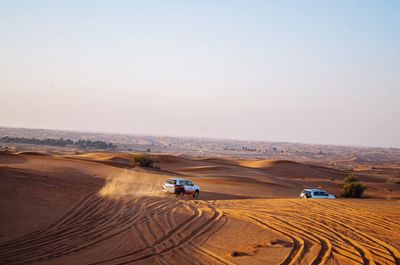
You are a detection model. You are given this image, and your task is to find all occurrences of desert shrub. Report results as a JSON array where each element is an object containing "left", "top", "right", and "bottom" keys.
[
  {"left": 131, "top": 155, "right": 156, "bottom": 168},
  {"left": 344, "top": 174, "right": 358, "bottom": 183},
  {"left": 341, "top": 174, "right": 365, "bottom": 198}
]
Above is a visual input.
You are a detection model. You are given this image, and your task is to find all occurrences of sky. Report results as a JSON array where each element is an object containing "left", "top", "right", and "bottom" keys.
[{"left": 0, "top": 1, "right": 399, "bottom": 148}]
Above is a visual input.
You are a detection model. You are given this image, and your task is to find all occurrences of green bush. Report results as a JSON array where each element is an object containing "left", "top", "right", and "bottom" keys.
[
  {"left": 131, "top": 155, "right": 155, "bottom": 168},
  {"left": 341, "top": 174, "right": 365, "bottom": 198},
  {"left": 344, "top": 174, "right": 358, "bottom": 183}
]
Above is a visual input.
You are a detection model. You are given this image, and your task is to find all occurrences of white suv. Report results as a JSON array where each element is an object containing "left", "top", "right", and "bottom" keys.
[
  {"left": 300, "top": 189, "right": 336, "bottom": 199},
  {"left": 163, "top": 178, "right": 200, "bottom": 198}
]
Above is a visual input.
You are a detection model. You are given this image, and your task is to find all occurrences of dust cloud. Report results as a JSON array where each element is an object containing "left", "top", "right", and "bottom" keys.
[{"left": 98, "top": 170, "right": 166, "bottom": 200}]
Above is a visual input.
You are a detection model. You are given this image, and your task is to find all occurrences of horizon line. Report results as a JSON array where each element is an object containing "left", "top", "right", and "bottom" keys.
[{"left": 1, "top": 125, "right": 399, "bottom": 150}]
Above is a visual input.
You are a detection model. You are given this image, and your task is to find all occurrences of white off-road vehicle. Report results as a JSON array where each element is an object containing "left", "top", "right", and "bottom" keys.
[
  {"left": 300, "top": 189, "right": 336, "bottom": 199},
  {"left": 162, "top": 178, "right": 200, "bottom": 198}
]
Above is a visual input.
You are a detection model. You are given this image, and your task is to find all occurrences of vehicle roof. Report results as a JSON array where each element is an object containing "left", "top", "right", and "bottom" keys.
[
  {"left": 166, "top": 177, "right": 188, "bottom": 181},
  {"left": 303, "top": 189, "right": 327, "bottom": 192}
]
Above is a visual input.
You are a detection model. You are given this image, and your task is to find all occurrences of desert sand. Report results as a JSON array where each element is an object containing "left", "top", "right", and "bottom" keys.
[{"left": 0, "top": 151, "right": 399, "bottom": 265}]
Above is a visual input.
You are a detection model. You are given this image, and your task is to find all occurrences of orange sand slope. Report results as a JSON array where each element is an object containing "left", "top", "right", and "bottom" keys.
[{"left": 0, "top": 151, "right": 399, "bottom": 265}]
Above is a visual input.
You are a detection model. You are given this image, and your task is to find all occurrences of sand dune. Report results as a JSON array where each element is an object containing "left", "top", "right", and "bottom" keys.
[
  {"left": 238, "top": 159, "right": 296, "bottom": 169},
  {"left": 0, "top": 151, "right": 399, "bottom": 264},
  {"left": 17, "top": 151, "right": 50, "bottom": 157}
]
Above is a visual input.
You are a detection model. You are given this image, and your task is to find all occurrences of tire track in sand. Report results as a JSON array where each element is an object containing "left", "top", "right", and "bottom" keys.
[
  {"left": 214, "top": 199, "right": 400, "bottom": 265},
  {"left": 0, "top": 195, "right": 178, "bottom": 265},
  {"left": 90, "top": 200, "right": 224, "bottom": 265}
]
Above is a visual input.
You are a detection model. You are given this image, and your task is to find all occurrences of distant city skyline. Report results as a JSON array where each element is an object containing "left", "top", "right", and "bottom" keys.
[{"left": 1, "top": 1, "right": 399, "bottom": 148}]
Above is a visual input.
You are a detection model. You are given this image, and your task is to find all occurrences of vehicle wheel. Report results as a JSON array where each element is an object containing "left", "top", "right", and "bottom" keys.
[{"left": 193, "top": 190, "right": 199, "bottom": 198}]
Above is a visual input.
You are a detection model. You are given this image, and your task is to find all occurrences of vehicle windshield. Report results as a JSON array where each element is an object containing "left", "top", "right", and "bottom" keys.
[{"left": 165, "top": 179, "right": 176, "bottom": 184}]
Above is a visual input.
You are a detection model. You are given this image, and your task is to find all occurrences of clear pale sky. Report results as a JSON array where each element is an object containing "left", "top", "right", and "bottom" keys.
[{"left": 1, "top": 1, "right": 399, "bottom": 147}]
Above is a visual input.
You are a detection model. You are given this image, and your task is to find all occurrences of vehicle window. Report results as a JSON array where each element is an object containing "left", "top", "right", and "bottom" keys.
[
  {"left": 187, "top": 181, "right": 193, "bottom": 186},
  {"left": 314, "top": 192, "right": 321, "bottom": 196},
  {"left": 166, "top": 179, "right": 176, "bottom": 185},
  {"left": 321, "top": 192, "right": 329, "bottom": 196}
]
